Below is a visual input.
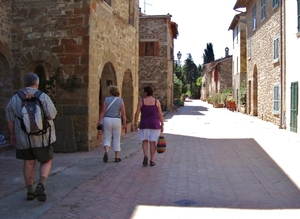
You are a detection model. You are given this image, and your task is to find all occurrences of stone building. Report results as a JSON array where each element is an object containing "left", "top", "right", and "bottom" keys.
[
  {"left": 201, "top": 53, "right": 233, "bottom": 101},
  {"left": 228, "top": 12, "right": 247, "bottom": 110},
  {"left": 139, "top": 14, "right": 179, "bottom": 111},
  {"left": 285, "top": 0, "right": 300, "bottom": 134},
  {"left": 234, "top": 0, "right": 285, "bottom": 126},
  {"left": 0, "top": 0, "right": 140, "bottom": 151}
]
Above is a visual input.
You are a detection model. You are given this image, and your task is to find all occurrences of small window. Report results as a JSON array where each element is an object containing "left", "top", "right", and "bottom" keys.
[
  {"left": 139, "top": 42, "right": 159, "bottom": 57},
  {"left": 236, "top": 25, "right": 239, "bottom": 44},
  {"left": 273, "top": 85, "right": 280, "bottom": 114},
  {"left": 273, "top": 37, "right": 279, "bottom": 61},
  {"left": 247, "top": 37, "right": 251, "bottom": 59},
  {"left": 298, "top": 0, "right": 300, "bottom": 32},
  {"left": 145, "top": 42, "right": 154, "bottom": 56},
  {"left": 252, "top": 4, "right": 257, "bottom": 30},
  {"left": 261, "top": 0, "right": 266, "bottom": 21},
  {"left": 128, "top": 0, "right": 134, "bottom": 27},
  {"left": 104, "top": 0, "right": 111, "bottom": 6},
  {"left": 273, "top": 0, "right": 279, "bottom": 8}
]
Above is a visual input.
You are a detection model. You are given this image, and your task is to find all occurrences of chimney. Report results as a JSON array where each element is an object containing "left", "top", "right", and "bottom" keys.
[{"left": 225, "top": 47, "right": 229, "bottom": 57}]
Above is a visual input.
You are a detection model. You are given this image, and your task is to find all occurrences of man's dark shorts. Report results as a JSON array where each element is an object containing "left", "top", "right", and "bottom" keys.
[{"left": 16, "top": 145, "right": 53, "bottom": 163}]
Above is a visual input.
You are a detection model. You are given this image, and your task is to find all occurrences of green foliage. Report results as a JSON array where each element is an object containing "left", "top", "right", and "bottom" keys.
[
  {"left": 203, "top": 43, "right": 215, "bottom": 64},
  {"left": 211, "top": 93, "right": 221, "bottom": 104},
  {"left": 220, "top": 88, "right": 233, "bottom": 104},
  {"left": 196, "top": 76, "right": 202, "bottom": 86},
  {"left": 239, "top": 79, "right": 247, "bottom": 105}
]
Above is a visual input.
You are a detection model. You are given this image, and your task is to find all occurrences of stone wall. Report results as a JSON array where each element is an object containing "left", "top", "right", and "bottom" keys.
[
  {"left": 0, "top": 0, "right": 139, "bottom": 151},
  {"left": 245, "top": 0, "right": 282, "bottom": 125},
  {"left": 0, "top": 0, "right": 13, "bottom": 138}
]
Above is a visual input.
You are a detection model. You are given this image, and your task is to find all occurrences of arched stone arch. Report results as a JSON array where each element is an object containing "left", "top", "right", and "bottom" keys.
[
  {"left": 99, "top": 62, "right": 117, "bottom": 106},
  {"left": 122, "top": 69, "right": 134, "bottom": 126},
  {"left": 19, "top": 50, "right": 61, "bottom": 100}
]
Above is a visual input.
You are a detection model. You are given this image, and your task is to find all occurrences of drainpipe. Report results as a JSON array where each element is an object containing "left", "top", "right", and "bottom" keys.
[{"left": 279, "top": 0, "right": 286, "bottom": 129}]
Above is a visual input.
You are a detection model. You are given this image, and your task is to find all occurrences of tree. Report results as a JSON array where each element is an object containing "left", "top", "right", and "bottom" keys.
[
  {"left": 183, "top": 54, "right": 198, "bottom": 97},
  {"left": 203, "top": 43, "right": 215, "bottom": 64}
]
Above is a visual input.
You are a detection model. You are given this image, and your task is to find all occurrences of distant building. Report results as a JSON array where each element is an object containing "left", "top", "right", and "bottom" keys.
[
  {"left": 139, "top": 13, "right": 179, "bottom": 111},
  {"left": 229, "top": 12, "right": 247, "bottom": 110},
  {"left": 201, "top": 51, "right": 233, "bottom": 101}
]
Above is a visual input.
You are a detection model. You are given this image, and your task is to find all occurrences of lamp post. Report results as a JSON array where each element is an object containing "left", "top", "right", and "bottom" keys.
[{"left": 177, "top": 51, "right": 182, "bottom": 64}]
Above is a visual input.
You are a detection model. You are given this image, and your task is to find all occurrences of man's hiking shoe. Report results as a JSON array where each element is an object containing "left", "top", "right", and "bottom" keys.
[
  {"left": 35, "top": 183, "right": 47, "bottom": 202},
  {"left": 27, "top": 192, "right": 35, "bottom": 201}
]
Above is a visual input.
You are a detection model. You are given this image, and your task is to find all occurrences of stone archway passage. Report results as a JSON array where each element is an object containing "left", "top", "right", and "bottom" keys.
[
  {"left": 0, "top": 53, "right": 12, "bottom": 138},
  {"left": 122, "top": 69, "right": 134, "bottom": 126}
]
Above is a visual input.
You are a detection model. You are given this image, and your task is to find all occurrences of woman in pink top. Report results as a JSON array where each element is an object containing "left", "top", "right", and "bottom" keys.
[{"left": 134, "top": 86, "right": 164, "bottom": 166}]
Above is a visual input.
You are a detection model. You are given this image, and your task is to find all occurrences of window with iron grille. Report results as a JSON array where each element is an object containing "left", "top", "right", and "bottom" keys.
[
  {"left": 252, "top": 4, "right": 257, "bottom": 30},
  {"left": 274, "top": 85, "right": 280, "bottom": 114},
  {"left": 261, "top": 0, "right": 266, "bottom": 21},
  {"left": 273, "top": 0, "right": 279, "bottom": 8},
  {"left": 273, "top": 37, "right": 279, "bottom": 61},
  {"left": 298, "top": 0, "right": 300, "bottom": 32}
]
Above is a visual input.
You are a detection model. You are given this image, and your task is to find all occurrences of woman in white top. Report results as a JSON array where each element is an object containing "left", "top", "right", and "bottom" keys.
[{"left": 98, "top": 86, "right": 126, "bottom": 163}]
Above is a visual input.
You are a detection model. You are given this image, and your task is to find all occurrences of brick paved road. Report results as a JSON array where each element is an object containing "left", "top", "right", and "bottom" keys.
[{"left": 1, "top": 99, "right": 300, "bottom": 218}]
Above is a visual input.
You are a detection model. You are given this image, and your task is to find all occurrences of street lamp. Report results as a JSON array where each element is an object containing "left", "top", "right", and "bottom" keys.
[{"left": 177, "top": 51, "right": 182, "bottom": 63}]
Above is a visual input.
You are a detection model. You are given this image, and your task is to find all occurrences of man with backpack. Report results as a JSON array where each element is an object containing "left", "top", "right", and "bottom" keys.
[{"left": 5, "top": 72, "right": 57, "bottom": 202}]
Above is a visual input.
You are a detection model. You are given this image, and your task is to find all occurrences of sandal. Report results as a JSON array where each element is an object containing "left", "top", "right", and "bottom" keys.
[
  {"left": 35, "top": 183, "right": 47, "bottom": 202},
  {"left": 150, "top": 161, "right": 156, "bottom": 166},
  {"left": 143, "top": 156, "right": 148, "bottom": 166},
  {"left": 27, "top": 192, "right": 35, "bottom": 201},
  {"left": 115, "top": 158, "right": 121, "bottom": 162},
  {"left": 103, "top": 152, "right": 108, "bottom": 163}
]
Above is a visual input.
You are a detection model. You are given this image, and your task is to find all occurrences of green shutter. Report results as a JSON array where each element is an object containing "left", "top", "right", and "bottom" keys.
[
  {"left": 273, "top": 85, "right": 279, "bottom": 114},
  {"left": 290, "top": 82, "right": 298, "bottom": 132}
]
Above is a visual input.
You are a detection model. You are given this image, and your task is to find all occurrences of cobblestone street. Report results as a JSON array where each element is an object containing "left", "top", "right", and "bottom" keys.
[{"left": 1, "top": 99, "right": 300, "bottom": 218}]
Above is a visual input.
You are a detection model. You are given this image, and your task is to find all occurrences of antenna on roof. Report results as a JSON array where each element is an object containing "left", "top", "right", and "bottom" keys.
[{"left": 144, "top": 0, "right": 152, "bottom": 14}]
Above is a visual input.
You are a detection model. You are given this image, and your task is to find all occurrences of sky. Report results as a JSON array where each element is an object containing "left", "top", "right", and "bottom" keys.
[{"left": 139, "top": 0, "right": 241, "bottom": 66}]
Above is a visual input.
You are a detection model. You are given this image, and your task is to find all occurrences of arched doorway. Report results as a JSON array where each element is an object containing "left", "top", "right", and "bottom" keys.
[
  {"left": 0, "top": 53, "right": 12, "bottom": 138},
  {"left": 122, "top": 69, "right": 134, "bottom": 131},
  {"left": 99, "top": 62, "right": 117, "bottom": 106}
]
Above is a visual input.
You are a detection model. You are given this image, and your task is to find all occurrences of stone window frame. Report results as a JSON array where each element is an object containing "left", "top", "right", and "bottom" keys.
[
  {"left": 273, "top": 84, "right": 280, "bottom": 115},
  {"left": 252, "top": 4, "right": 257, "bottom": 31},
  {"left": 260, "top": 0, "right": 266, "bottom": 21},
  {"left": 273, "top": 37, "right": 279, "bottom": 62}
]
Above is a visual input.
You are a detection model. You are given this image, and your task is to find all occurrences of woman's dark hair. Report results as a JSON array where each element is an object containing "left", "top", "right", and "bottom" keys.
[
  {"left": 109, "top": 86, "right": 120, "bottom": 97},
  {"left": 144, "top": 85, "right": 153, "bottom": 96}
]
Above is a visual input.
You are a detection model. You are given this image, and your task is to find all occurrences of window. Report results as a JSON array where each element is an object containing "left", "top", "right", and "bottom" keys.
[
  {"left": 128, "top": 0, "right": 134, "bottom": 27},
  {"left": 252, "top": 4, "right": 257, "bottom": 30},
  {"left": 145, "top": 42, "right": 154, "bottom": 56},
  {"left": 139, "top": 42, "right": 159, "bottom": 56},
  {"left": 104, "top": 0, "right": 111, "bottom": 6},
  {"left": 298, "top": 0, "right": 300, "bottom": 32},
  {"left": 247, "top": 37, "right": 251, "bottom": 58},
  {"left": 273, "top": 37, "right": 279, "bottom": 61},
  {"left": 236, "top": 25, "right": 239, "bottom": 44},
  {"left": 273, "top": 0, "right": 279, "bottom": 8},
  {"left": 273, "top": 85, "right": 280, "bottom": 114},
  {"left": 261, "top": 0, "right": 266, "bottom": 21}
]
